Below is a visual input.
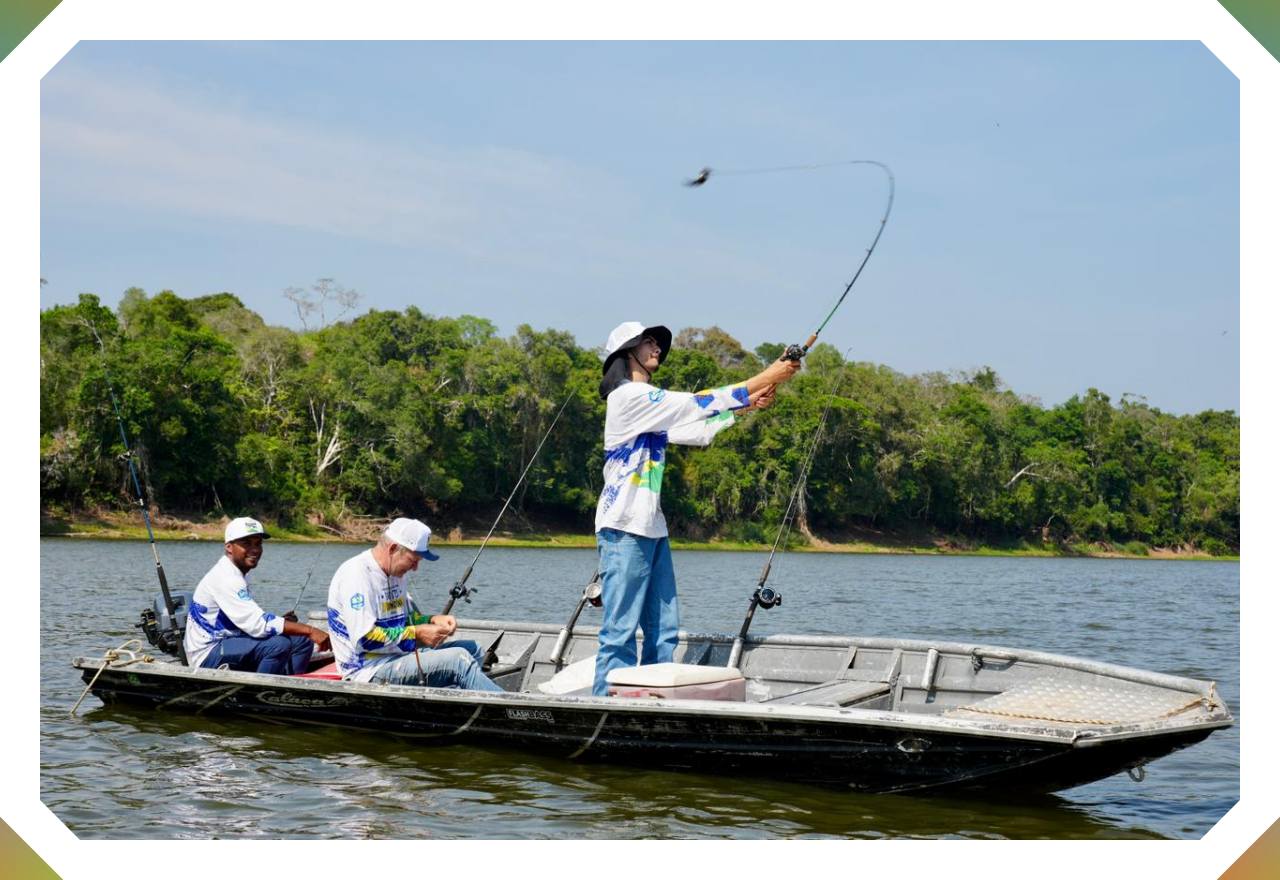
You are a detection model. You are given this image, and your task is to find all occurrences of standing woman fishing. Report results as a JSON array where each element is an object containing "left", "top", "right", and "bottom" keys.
[{"left": 591, "top": 321, "right": 801, "bottom": 695}]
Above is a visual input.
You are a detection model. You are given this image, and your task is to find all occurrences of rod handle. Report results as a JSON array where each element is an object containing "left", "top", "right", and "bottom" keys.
[
  {"left": 155, "top": 563, "right": 187, "bottom": 664},
  {"left": 756, "top": 560, "right": 772, "bottom": 587}
]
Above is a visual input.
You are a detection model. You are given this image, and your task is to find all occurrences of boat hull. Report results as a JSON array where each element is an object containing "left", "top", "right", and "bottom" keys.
[{"left": 74, "top": 658, "right": 1217, "bottom": 795}]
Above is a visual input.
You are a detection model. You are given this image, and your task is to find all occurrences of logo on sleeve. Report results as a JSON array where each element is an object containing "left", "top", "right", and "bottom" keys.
[
  {"left": 350, "top": 593, "right": 366, "bottom": 611},
  {"left": 237, "top": 588, "right": 251, "bottom": 600},
  {"left": 647, "top": 389, "right": 666, "bottom": 403}
]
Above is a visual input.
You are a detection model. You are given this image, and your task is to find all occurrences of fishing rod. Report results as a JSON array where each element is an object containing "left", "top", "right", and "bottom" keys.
[
  {"left": 441, "top": 392, "right": 576, "bottom": 614},
  {"left": 84, "top": 321, "right": 188, "bottom": 664},
  {"left": 686, "top": 159, "right": 895, "bottom": 363},
  {"left": 726, "top": 362, "right": 847, "bottom": 670},
  {"left": 548, "top": 569, "right": 603, "bottom": 670},
  {"left": 684, "top": 161, "right": 894, "bottom": 667}
]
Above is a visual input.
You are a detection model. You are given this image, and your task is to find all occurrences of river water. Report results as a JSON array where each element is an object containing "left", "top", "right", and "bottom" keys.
[{"left": 40, "top": 539, "right": 1238, "bottom": 839}]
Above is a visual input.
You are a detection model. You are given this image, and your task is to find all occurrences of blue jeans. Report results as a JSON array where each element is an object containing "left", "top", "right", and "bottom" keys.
[
  {"left": 592, "top": 528, "right": 679, "bottom": 696},
  {"left": 367, "top": 639, "right": 503, "bottom": 692},
  {"left": 202, "top": 634, "right": 314, "bottom": 675}
]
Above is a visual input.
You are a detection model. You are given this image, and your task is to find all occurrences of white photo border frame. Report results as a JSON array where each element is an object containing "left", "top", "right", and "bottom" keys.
[{"left": 4, "top": 1, "right": 1271, "bottom": 877}]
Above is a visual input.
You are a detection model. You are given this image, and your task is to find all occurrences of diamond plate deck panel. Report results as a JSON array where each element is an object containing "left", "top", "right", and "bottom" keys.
[{"left": 946, "top": 678, "right": 1206, "bottom": 725}]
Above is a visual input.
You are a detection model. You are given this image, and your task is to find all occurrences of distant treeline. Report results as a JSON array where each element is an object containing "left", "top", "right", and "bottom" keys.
[{"left": 40, "top": 290, "right": 1239, "bottom": 554}]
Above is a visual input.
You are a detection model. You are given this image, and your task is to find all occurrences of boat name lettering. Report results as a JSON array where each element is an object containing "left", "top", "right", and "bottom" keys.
[
  {"left": 257, "top": 691, "right": 350, "bottom": 709},
  {"left": 506, "top": 708, "right": 554, "bottom": 723}
]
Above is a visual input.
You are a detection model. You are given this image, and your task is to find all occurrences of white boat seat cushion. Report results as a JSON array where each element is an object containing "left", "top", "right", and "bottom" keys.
[
  {"left": 606, "top": 662, "right": 744, "bottom": 688},
  {"left": 537, "top": 655, "right": 596, "bottom": 695}
]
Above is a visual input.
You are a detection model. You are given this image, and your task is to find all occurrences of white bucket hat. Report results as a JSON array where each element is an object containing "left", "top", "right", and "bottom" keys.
[
  {"left": 384, "top": 517, "right": 441, "bottom": 561},
  {"left": 225, "top": 516, "right": 270, "bottom": 543},
  {"left": 601, "top": 321, "right": 672, "bottom": 374}
]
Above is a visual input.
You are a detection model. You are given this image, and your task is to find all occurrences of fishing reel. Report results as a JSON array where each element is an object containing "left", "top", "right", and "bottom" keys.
[
  {"left": 754, "top": 587, "right": 783, "bottom": 609},
  {"left": 449, "top": 582, "right": 476, "bottom": 604},
  {"left": 781, "top": 343, "right": 807, "bottom": 362},
  {"left": 584, "top": 573, "right": 603, "bottom": 608}
]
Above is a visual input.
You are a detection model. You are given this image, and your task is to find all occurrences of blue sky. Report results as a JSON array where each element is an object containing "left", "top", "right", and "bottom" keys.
[{"left": 39, "top": 41, "right": 1239, "bottom": 414}]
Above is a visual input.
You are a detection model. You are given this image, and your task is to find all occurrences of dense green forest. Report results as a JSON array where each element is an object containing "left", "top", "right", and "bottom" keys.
[{"left": 39, "top": 289, "right": 1239, "bottom": 555}]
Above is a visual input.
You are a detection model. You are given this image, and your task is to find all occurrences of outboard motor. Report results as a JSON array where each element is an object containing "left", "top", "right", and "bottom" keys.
[{"left": 136, "top": 590, "right": 194, "bottom": 657}]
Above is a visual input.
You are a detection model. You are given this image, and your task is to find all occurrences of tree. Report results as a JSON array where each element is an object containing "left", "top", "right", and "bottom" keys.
[
  {"left": 37, "top": 290, "right": 1239, "bottom": 553},
  {"left": 283, "top": 277, "right": 363, "bottom": 331},
  {"left": 673, "top": 326, "right": 760, "bottom": 371}
]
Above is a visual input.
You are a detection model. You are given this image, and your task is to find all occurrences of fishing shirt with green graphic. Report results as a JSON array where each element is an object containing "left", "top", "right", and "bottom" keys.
[{"left": 595, "top": 380, "right": 749, "bottom": 538}]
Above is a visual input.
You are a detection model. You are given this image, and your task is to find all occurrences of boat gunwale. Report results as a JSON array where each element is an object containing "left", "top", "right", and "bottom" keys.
[{"left": 457, "top": 617, "right": 1224, "bottom": 697}]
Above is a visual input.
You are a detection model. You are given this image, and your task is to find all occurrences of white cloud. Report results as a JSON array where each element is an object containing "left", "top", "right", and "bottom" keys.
[{"left": 40, "top": 65, "right": 799, "bottom": 294}]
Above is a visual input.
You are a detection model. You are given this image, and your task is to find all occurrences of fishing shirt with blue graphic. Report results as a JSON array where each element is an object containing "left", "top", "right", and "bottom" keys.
[
  {"left": 184, "top": 554, "right": 284, "bottom": 668},
  {"left": 326, "top": 549, "right": 429, "bottom": 681},
  {"left": 595, "top": 380, "right": 749, "bottom": 538}
]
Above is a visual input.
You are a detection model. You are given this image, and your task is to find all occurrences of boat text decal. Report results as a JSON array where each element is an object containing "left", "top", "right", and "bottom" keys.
[
  {"left": 257, "top": 691, "right": 351, "bottom": 709},
  {"left": 506, "top": 708, "right": 554, "bottom": 723}
]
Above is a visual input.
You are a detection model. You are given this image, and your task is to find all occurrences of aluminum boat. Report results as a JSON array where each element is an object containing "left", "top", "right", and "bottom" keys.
[{"left": 72, "top": 616, "right": 1232, "bottom": 794}]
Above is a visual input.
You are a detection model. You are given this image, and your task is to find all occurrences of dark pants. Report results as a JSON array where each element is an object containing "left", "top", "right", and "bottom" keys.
[{"left": 201, "top": 634, "right": 314, "bottom": 675}]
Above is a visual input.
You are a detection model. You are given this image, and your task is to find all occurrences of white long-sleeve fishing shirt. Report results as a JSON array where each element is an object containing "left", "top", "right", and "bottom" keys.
[
  {"left": 326, "top": 549, "right": 422, "bottom": 681},
  {"left": 183, "top": 555, "right": 284, "bottom": 668},
  {"left": 594, "top": 380, "right": 749, "bottom": 538}
]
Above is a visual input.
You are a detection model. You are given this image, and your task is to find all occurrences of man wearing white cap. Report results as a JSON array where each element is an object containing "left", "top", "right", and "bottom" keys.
[
  {"left": 185, "top": 516, "right": 331, "bottom": 674},
  {"left": 325, "top": 518, "right": 501, "bottom": 691},
  {"left": 591, "top": 321, "right": 801, "bottom": 696}
]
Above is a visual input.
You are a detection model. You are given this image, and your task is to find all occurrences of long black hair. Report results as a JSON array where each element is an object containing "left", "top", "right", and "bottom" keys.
[{"left": 599, "top": 351, "right": 633, "bottom": 400}]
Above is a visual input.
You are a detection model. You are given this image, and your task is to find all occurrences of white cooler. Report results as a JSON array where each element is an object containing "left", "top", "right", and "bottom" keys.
[{"left": 606, "top": 662, "right": 746, "bottom": 701}]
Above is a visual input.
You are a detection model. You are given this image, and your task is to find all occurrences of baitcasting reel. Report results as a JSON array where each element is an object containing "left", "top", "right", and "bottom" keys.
[
  {"left": 781, "top": 343, "right": 807, "bottom": 362},
  {"left": 754, "top": 587, "right": 782, "bottom": 609}
]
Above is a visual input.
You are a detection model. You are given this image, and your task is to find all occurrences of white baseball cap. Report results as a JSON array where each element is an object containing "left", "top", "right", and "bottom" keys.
[
  {"left": 384, "top": 517, "right": 441, "bottom": 561},
  {"left": 225, "top": 516, "right": 270, "bottom": 543}
]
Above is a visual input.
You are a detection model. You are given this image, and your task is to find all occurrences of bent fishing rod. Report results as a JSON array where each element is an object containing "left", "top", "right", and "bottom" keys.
[
  {"left": 726, "top": 362, "right": 848, "bottom": 670},
  {"left": 685, "top": 161, "right": 894, "bottom": 666},
  {"left": 686, "top": 159, "right": 895, "bottom": 363},
  {"left": 85, "top": 322, "right": 188, "bottom": 664}
]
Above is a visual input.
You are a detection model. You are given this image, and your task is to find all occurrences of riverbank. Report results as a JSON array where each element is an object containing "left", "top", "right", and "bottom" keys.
[{"left": 39, "top": 508, "right": 1234, "bottom": 560}]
